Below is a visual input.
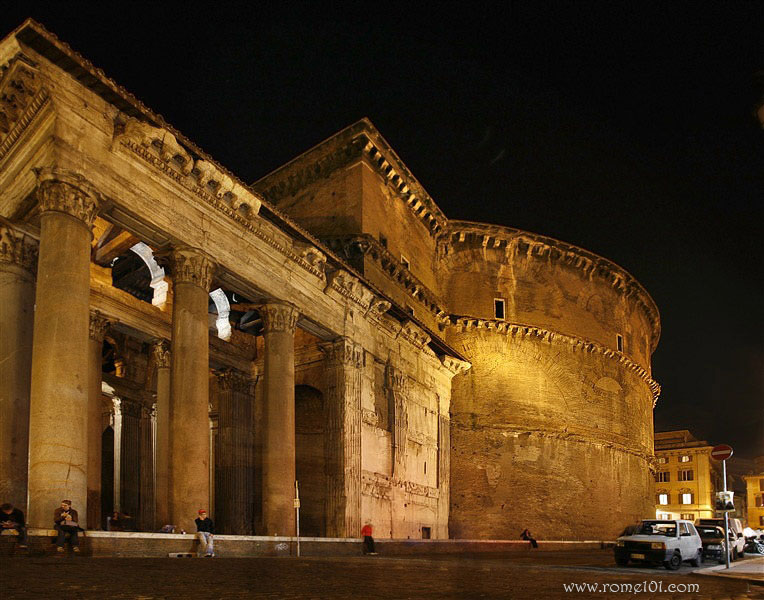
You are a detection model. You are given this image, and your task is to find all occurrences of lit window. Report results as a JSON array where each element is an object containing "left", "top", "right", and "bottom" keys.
[
  {"left": 658, "top": 493, "right": 669, "bottom": 505},
  {"left": 681, "top": 493, "right": 693, "bottom": 505},
  {"left": 657, "top": 456, "right": 668, "bottom": 464},
  {"left": 400, "top": 255, "right": 410, "bottom": 270},
  {"left": 679, "top": 455, "right": 692, "bottom": 463},
  {"left": 658, "top": 512, "right": 671, "bottom": 520},
  {"left": 494, "top": 298, "right": 506, "bottom": 320},
  {"left": 616, "top": 334, "right": 624, "bottom": 352},
  {"left": 679, "top": 469, "right": 694, "bottom": 482},
  {"left": 681, "top": 513, "right": 694, "bottom": 520}
]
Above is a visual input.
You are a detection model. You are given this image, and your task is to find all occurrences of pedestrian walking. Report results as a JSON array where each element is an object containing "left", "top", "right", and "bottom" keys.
[
  {"left": 195, "top": 509, "right": 215, "bottom": 557},
  {"left": 361, "top": 521, "right": 377, "bottom": 555},
  {"left": 54, "top": 500, "right": 81, "bottom": 553}
]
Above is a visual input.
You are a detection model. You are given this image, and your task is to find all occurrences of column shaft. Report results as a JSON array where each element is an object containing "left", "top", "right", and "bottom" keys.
[
  {"left": 261, "top": 302, "right": 298, "bottom": 536},
  {"left": 139, "top": 404, "right": 155, "bottom": 530},
  {"left": 27, "top": 169, "right": 99, "bottom": 528},
  {"left": 151, "top": 341, "right": 171, "bottom": 528},
  {"left": 0, "top": 225, "right": 37, "bottom": 510},
  {"left": 87, "top": 311, "right": 110, "bottom": 529},
  {"left": 119, "top": 398, "right": 142, "bottom": 521},
  {"left": 169, "top": 248, "right": 214, "bottom": 532}
]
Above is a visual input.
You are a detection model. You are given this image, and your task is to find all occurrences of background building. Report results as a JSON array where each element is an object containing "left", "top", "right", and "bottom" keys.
[
  {"left": 653, "top": 430, "right": 720, "bottom": 521},
  {"left": 743, "top": 457, "right": 764, "bottom": 528}
]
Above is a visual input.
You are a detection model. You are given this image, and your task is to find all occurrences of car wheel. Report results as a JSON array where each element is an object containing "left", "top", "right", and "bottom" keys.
[
  {"left": 615, "top": 558, "right": 629, "bottom": 567},
  {"left": 689, "top": 549, "right": 702, "bottom": 567},
  {"left": 664, "top": 552, "right": 682, "bottom": 570}
]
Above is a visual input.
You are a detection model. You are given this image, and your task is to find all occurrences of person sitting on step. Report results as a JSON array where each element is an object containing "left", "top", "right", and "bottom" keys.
[
  {"left": 53, "top": 500, "right": 81, "bottom": 553},
  {"left": 0, "top": 503, "right": 28, "bottom": 548}
]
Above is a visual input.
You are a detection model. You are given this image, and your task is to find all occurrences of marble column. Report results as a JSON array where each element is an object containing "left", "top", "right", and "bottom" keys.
[
  {"left": 150, "top": 340, "right": 171, "bottom": 528},
  {"left": 119, "top": 398, "right": 142, "bottom": 522},
  {"left": 27, "top": 168, "right": 99, "bottom": 528},
  {"left": 260, "top": 301, "right": 299, "bottom": 536},
  {"left": 169, "top": 247, "right": 214, "bottom": 532},
  {"left": 139, "top": 403, "right": 155, "bottom": 530},
  {"left": 320, "top": 338, "right": 364, "bottom": 538},
  {"left": 215, "top": 369, "right": 255, "bottom": 534},
  {"left": 87, "top": 310, "right": 110, "bottom": 530},
  {"left": 0, "top": 224, "right": 38, "bottom": 510}
]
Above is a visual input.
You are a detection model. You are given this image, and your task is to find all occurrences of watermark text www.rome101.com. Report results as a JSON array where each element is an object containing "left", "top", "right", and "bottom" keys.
[{"left": 563, "top": 581, "right": 700, "bottom": 594}]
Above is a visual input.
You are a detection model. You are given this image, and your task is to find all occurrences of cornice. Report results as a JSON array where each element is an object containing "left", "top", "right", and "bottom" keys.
[
  {"left": 0, "top": 52, "right": 50, "bottom": 164},
  {"left": 322, "top": 234, "right": 448, "bottom": 322},
  {"left": 444, "top": 221, "right": 661, "bottom": 351},
  {"left": 449, "top": 315, "right": 661, "bottom": 405}
]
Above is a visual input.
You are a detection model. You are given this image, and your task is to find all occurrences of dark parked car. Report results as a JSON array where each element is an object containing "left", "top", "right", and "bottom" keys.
[{"left": 696, "top": 525, "right": 731, "bottom": 564}]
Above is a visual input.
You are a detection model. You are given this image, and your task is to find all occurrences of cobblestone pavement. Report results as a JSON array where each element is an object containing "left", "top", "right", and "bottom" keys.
[{"left": 3, "top": 550, "right": 762, "bottom": 599}]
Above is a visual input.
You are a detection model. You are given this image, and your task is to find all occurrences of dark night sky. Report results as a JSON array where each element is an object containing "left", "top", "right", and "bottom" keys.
[{"left": 4, "top": 3, "right": 763, "bottom": 457}]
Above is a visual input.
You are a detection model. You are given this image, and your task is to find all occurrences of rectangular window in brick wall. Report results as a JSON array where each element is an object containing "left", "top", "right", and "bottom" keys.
[{"left": 679, "top": 469, "right": 694, "bottom": 482}]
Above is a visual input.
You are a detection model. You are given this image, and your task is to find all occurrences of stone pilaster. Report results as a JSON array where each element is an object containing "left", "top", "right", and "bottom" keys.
[
  {"left": 139, "top": 403, "right": 155, "bottom": 530},
  {"left": 260, "top": 301, "right": 299, "bottom": 536},
  {"left": 386, "top": 364, "right": 409, "bottom": 479},
  {"left": 214, "top": 369, "right": 255, "bottom": 534},
  {"left": 320, "top": 337, "right": 364, "bottom": 538},
  {"left": 0, "top": 224, "right": 37, "bottom": 510},
  {"left": 119, "top": 398, "right": 142, "bottom": 523},
  {"left": 150, "top": 339, "right": 171, "bottom": 528},
  {"left": 27, "top": 168, "right": 99, "bottom": 527},
  {"left": 169, "top": 247, "right": 214, "bottom": 532},
  {"left": 87, "top": 310, "right": 111, "bottom": 530}
]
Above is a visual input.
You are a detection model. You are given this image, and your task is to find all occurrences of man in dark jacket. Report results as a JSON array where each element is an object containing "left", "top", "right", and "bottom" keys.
[
  {"left": 54, "top": 500, "right": 80, "bottom": 553},
  {"left": 0, "top": 503, "right": 28, "bottom": 547},
  {"left": 194, "top": 509, "right": 215, "bottom": 557}
]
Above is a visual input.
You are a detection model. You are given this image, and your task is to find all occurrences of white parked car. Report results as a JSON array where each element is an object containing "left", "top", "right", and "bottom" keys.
[
  {"left": 697, "top": 518, "right": 745, "bottom": 559},
  {"left": 614, "top": 519, "right": 703, "bottom": 570}
]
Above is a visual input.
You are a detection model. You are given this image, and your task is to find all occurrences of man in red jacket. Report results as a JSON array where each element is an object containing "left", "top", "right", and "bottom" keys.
[{"left": 361, "top": 521, "right": 377, "bottom": 555}]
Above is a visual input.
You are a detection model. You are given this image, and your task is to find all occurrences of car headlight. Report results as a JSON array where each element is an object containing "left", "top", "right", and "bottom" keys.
[
  {"left": 616, "top": 541, "right": 624, "bottom": 547},
  {"left": 651, "top": 542, "right": 665, "bottom": 550}
]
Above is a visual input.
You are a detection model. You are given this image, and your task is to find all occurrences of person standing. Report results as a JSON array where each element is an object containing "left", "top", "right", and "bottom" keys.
[
  {"left": 195, "top": 509, "right": 215, "bottom": 557},
  {"left": 54, "top": 500, "right": 81, "bottom": 553},
  {"left": 361, "top": 521, "right": 377, "bottom": 555},
  {"left": 0, "top": 503, "right": 28, "bottom": 548}
]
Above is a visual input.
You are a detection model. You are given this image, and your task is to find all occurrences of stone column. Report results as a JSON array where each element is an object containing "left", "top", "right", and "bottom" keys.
[
  {"left": 139, "top": 404, "right": 155, "bottom": 530},
  {"left": 260, "top": 301, "right": 299, "bottom": 536},
  {"left": 27, "top": 168, "right": 99, "bottom": 528},
  {"left": 0, "top": 224, "right": 38, "bottom": 510},
  {"left": 169, "top": 247, "right": 214, "bottom": 532},
  {"left": 320, "top": 338, "right": 364, "bottom": 538},
  {"left": 119, "top": 398, "right": 142, "bottom": 522},
  {"left": 215, "top": 369, "right": 255, "bottom": 534},
  {"left": 150, "top": 340, "right": 171, "bottom": 528},
  {"left": 87, "top": 310, "right": 110, "bottom": 530},
  {"left": 386, "top": 364, "right": 409, "bottom": 479}
]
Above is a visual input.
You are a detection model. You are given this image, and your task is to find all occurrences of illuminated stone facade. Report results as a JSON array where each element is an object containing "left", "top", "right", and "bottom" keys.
[{"left": 0, "top": 20, "right": 659, "bottom": 541}]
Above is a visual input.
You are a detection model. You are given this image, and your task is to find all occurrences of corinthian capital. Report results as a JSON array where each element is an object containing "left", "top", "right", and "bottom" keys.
[
  {"left": 319, "top": 337, "right": 364, "bottom": 369},
  {"left": 259, "top": 301, "right": 299, "bottom": 334},
  {"left": 170, "top": 246, "right": 215, "bottom": 290},
  {"left": 150, "top": 338, "right": 171, "bottom": 369},
  {"left": 35, "top": 167, "right": 100, "bottom": 227},
  {"left": 215, "top": 368, "right": 255, "bottom": 394},
  {"left": 89, "top": 310, "right": 112, "bottom": 342},
  {"left": 0, "top": 224, "right": 38, "bottom": 273}
]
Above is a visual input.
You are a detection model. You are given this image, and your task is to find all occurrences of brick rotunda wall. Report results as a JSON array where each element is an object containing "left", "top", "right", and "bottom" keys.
[{"left": 443, "top": 229, "right": 660, "bottom": 540}]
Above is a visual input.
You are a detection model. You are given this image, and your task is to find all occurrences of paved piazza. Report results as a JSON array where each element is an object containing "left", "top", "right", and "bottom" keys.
[{"left": 3, "top": 550, "right": 762, "bottom": 599}]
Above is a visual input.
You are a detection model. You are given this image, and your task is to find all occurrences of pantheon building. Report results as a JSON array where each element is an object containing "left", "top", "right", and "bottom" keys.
[{"left": 0, "top": 20, "right": 660, "bottom": 540}]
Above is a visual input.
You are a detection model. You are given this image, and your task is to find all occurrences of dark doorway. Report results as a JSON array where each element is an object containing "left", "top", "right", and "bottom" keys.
[
  {"left": 295, "top": 385, "right": 326, "bottom": 537},
  {"left": 101, "top": 425, "right": 114, "bottom": 530},
  {"left": 422, "top": 526, "right": 431, "bottom": 539}
]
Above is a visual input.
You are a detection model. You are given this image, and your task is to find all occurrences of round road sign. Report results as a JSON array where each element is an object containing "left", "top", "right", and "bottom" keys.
[{"left": 711, "top": 444, "right": 733, "bottom": 461}]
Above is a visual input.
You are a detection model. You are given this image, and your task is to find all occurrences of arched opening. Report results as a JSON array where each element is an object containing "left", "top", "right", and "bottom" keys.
[
  {"left": 295, "top": 385, "right": 326, "bottom": 537},
  {"left": 111, "top": 251, "right": 153, "bottom": 303}
]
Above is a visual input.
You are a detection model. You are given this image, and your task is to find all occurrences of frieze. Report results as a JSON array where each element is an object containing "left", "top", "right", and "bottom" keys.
[
  {"left": 35, "top": 168, "right": 100, "bottom": 227},
  {"left": 361, "top": 471, "right": 392, "bottom": 501},
  {"left": 88, "top": 309, "right": 112, "bottom": 342},
  {"left": 170, "top": 247, "right": 215, "bottom": 290},
  {"left": 450, "top": 315, "right": 661, "bottom": 404},
  {"left": 444, "top": 222, "right": 661, "bottom": 350},
  {"left": 0, "top": 223, "right": 38, "bottom": 273},
  {"left": 259, "top": 301, "right": 299, "bottom": 334},
  {"left": 0, "top": 54, "right": 50, "bottom": 163}
]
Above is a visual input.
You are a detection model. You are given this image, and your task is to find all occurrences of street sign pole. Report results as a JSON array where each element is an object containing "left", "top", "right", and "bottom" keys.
[
  {"left": 295, "top": 480, "right": 301, "bottom": 558},
  {"left": 722, "top": 460, "right": 730, "bottom": 570}
]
